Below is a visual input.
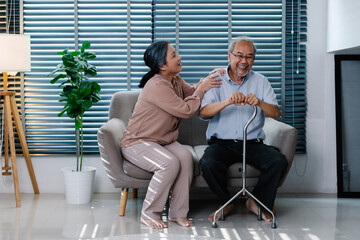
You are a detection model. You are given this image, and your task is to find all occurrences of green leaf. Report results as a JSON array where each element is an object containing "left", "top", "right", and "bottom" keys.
[
  {"left": 50, "top": 74, "right": 67, "bottom": 84},
  {"left": 85, "top": 65, "right": 97, "bottom": 76},
  {"left": 48, "top": 69, "right": 60, "bottom": 77},
  {"left": 83, "top": 100, "right": 93, "bottom": 110},
  {"left": 81, "top": 86, "right": 92, "bottom": 97},
  {"left": 63, "top": 85, "right": 77, "bottom": 93},
  {"left": 57, "top": 49, "right": 68, "bottom": 55},
  {"left": 75, "top": 118, "right": 82, "bottom": 129},
  {"left": 62, "top": 55, "right": 77, "bottom": 68},
  {"left": 92, "top": 82, "right": 101, "bottom": 93},
  {"left": 77, "top": 59, "right": 88, "bottom": 70},
  {"left": 81, "top": 81, "right": 92, "bottom": 88},
  {"left": 58, "top": 79, "right": 72, "bottom": 88},
  {"left": 82, "top": 52, "right": 96, "bottom": 59},
  {"left": 70, "top": 87, "right": 80, "bottom": 95},
  {"left": 65, "top": 67, "right": 78, "bottom": 74},
  {"left": 91, "top": 94, "right": 101, "bottom": 103},
  {"left": 69, "top": 73, "right": 82, "bottom": 83},
  {"left": 65, "top": 68, "right": 79, "bottom": 83},
  {"left": 48, "top": 64, "right": 66, "bottom": 77},
  {"left": 70, "top": 51, "right": 80, "bottom": 56},
  {"left": 68, "top": 109, "right": 80, "bottom": 119},
  {"left": 81, "top": 41, "right": 91, "bottom": 53},
  {"left": 58, "top": 109, "right": 67, "bottom": 117}
]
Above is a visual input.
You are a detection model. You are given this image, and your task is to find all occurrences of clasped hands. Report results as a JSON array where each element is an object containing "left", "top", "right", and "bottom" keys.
[{"left": 229, "top": 92, "right": 260, "bottom": 107}]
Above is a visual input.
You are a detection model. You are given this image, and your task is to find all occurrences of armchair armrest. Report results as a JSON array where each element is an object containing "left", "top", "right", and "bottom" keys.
[
  {"left": 263, "top": 117, "right": 298, "bottom": 186},
  {"left": 97, "top": 118, "right": 127, "bottom": 185}
]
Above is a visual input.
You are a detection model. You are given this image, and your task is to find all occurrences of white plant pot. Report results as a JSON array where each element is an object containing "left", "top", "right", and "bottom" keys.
[{"left": 62, "top": 166, "right": 96, "bottom": 204}]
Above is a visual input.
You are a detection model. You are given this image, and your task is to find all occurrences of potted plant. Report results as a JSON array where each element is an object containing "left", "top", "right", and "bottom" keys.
[{"left": 48, "top": 41, "right": 101, "bottom": 204}]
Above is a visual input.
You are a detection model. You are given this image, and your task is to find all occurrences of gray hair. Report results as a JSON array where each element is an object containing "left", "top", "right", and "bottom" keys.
[{"left": 228, "top": 36, "right": 257, "bottom": 55}]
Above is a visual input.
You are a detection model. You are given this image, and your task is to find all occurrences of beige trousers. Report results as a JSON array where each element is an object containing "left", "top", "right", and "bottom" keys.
[{"left": 121, "top": 141, "right": 193, "bottom": 221}]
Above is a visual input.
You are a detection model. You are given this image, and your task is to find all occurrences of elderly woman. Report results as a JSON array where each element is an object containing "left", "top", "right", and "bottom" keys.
[{"left": 120, "top": 41, "right": 221, "bottom": 229}]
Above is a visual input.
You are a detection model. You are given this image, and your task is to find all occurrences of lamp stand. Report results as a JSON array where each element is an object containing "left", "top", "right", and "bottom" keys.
[{"left": 1, "top": 72, "right": 39, "bottom": 207}]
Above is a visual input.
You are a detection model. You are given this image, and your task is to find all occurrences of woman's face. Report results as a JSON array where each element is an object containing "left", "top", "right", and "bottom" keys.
[{"left": 162, "top": 44, "right": 182, "bottom": 75}]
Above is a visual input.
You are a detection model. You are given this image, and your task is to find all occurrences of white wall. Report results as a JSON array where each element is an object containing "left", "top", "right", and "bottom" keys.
[
  {"left": 327, "top": 0, "right": 360, "bottom": 53},
  {"left": 0, "top": 0, "right": 339, "bottom": 195}
]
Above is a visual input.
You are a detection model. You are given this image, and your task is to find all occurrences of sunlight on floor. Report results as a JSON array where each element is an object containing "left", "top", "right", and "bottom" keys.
[{"left": 0, "top": 193, "right": 359, "bottom": 240}]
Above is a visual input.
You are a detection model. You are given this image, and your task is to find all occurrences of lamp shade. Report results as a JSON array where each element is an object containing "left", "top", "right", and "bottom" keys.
[{"left": 0, "top": 34, "right": 31, "bottom": 72}]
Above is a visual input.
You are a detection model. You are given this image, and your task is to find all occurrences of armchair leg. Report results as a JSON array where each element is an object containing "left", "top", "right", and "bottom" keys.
[
  {"left": 119, "top": 188, "right": 128, "bottom": 216},
  {"left": 132, "top": 188, "right": 138, "bottom": 199}
]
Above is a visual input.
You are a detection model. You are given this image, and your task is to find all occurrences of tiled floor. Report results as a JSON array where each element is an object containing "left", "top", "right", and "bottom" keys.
[{"left": 0, "top": 192, "right": 359, "bottom": 240}]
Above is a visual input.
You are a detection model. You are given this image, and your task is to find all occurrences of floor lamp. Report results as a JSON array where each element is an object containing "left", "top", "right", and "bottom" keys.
[{"left": 0, "top": 34, "right": 39, "bottom": 207}]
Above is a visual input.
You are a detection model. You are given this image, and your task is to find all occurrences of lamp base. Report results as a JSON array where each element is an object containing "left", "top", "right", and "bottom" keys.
[{"left": 2, "top": 165, "right": 12, "bottom": 175}]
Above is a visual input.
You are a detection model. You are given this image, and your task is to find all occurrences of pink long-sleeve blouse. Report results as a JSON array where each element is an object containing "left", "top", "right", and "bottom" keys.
[{"left": 120, "top": 74, "right": 204, "bottom": 147}]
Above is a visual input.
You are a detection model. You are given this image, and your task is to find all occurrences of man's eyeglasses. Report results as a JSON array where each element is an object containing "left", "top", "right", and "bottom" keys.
[{"left": 230, "top": 52, "right": 255, "bottom": 61}]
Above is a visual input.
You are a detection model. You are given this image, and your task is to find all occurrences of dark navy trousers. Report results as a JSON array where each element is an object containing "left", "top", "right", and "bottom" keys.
[{"left": 199, "top": 137, "right": 288, "bottom": 209}]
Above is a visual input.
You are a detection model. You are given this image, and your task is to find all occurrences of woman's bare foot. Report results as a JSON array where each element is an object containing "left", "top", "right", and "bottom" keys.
[
  {"left": 208, "top": 203, "right": 234, "bottom": 222},
  {"left": 246, "top": 198, "right": 273, "bottom": 222},
  {"left": 169, "top": 217, "right": 193, "bottom": 227},
  {"left": 140, "top": 218, "right": 168, "bottom": 229}
]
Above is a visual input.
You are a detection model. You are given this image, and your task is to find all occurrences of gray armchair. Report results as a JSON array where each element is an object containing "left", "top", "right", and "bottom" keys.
[{"left": 97, "top": 91, "right": 298, "bottom": 216}]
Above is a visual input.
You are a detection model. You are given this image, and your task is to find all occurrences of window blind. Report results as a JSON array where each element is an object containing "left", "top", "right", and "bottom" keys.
[
  {"left": 77, "top": 0, "right": 130, "bottom": 153},
  {"left": 23, "top": 0, "right": 152, "bottom": 153},
  {"left": 23, "top": 0, "right": 77, "bottom": 153},
  {"left": 0, "top": 0, "right": 7, "bottom": 33},
  {"left": 77, "top": 0, "right": 152, "bottom": 151},
  {"left": 284, "top": 0, "right": 307, "bottom": 153},
  {"left": 0, "top": 0, "right": 8, "bottom": 95},
  {"left": 21, "top": 0, "right": 306, "bottom": 154},
  {"left": 154, "top": 0, "right": 282, "bottom": 90}
]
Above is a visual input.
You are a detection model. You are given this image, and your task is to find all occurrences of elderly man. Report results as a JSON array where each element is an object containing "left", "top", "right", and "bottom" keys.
[{"left": 199, "top": 36, "right": 288, "bottom": 222}]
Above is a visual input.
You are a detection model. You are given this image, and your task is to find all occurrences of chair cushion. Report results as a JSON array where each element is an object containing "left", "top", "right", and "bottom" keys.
[
  {"left": 123, "top": 159, "right": 153, "bottom": 180},
  {"left": 182, "top": 145, "right": 200, "bottom": 176}
]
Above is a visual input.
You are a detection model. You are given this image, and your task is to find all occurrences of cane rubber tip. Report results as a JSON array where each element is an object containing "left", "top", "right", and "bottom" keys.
[{"left": 271, "top": 222, "right": 277, "bottom": 229}]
